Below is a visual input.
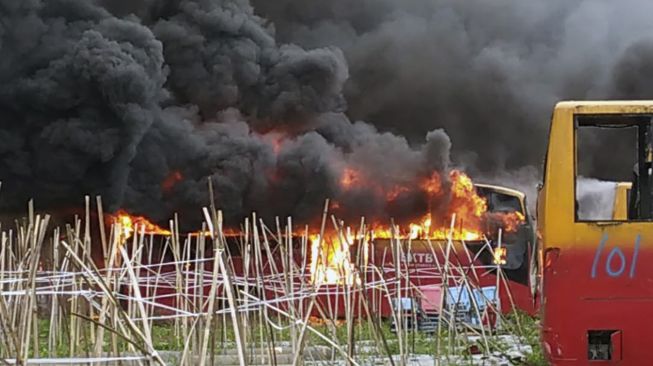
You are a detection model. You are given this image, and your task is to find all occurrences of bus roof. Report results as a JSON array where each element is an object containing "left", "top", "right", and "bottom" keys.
[
  {"left": 474, "top": 183, "right": 525, "bottom": 200},
  {"left": 555, "top": 100, "right": 653, "bottom": 114}
]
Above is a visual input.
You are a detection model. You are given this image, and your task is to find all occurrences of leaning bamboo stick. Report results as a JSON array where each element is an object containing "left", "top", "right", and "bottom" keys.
[
  {"left": 198, "top": 224, "right": 222, "bottom": 366},
  {"left": 435, "top": 214, "right": 456, "bottom": 366},
  {"left": 291, "top": 199, "right": 330, "bottom": 366}
]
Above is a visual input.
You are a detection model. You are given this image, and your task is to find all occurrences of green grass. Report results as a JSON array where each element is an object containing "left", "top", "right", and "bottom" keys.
[
  {"left": 504, "top": 311, "right": 546, "bottom": 365},
  {"left": 19, "top": 312, "right": 544, "bottom": 363}
]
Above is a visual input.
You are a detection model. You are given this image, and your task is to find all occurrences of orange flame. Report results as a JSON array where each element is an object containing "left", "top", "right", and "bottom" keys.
[
  {"left": 373, "top": 170, "right": 488, "bottom": 241},
  {"left": 309, "top": 230, "right": 365, "bottom": 286},
  {"left": 493, "top": 247, "right": 507, "bottom": 265},
  {"left": 449, "top": 170, "right": 487, "bottom": 218},
  {"left": 371, "top": 219, "right": 483, "bottom": 241},
  {"left": 386, "top": 185, "right": 409, "bottom": 201},
  {"left": 309, "top": 169, "right": 492, "bottom": 284},
  {"left": 111, "top": 210, "right": 171, "bottom": 242},
  {"left": 421, "top": 172, "right": 442, "bottom": 197},
  {"left": 162, "top": 171, "right": 183, "bottom": 192},
  {"left": 494, "top": 211, "right": 525, "bottom": 233},
  {"left": 109, "top": 169, "right": 523, "bottom": 286},
  {"left": 340, "top": 168, "right": 360, "bottom": 190}
]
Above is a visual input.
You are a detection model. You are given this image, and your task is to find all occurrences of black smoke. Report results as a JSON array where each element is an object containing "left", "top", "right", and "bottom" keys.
[
  {"left": 4, "top": 0, "right": 653, "bottom": 228},
  {"left": 0, "top": 0, "right": 454, "bottom": 227},
  {"left": 251, "top": 0, "right": 653, "bottom": 186}
]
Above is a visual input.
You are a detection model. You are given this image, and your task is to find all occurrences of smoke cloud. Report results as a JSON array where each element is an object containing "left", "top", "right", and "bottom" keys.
[
  {"left": 577, "top": 177, "right": 618, "bottom": 221},
  {"left": 0, "top": 0, "right": 459, "bottom": 227},
  {"left": 3, "top": 0, "right": 653, "bottom": 227},
  {"left": 251, "top": 0, "right": 653, "bottom": 177}
]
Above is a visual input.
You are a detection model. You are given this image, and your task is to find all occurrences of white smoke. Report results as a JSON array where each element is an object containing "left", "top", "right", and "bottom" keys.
[{"left": 576, "top": 177, "right": 618, "bottom": 221}]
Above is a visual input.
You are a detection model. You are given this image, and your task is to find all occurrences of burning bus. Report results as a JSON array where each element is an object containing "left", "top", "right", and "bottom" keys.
[
  {"left": 108, "top": 171, "right": 538, "bottom": 329},
  {"left": 360, "top": 182, "right": 537, "bottom": 328}
]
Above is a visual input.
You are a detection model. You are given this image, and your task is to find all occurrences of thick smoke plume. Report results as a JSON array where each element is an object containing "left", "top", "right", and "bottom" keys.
[
  {"left": 3, "top": 0, "right": 653, "bottom": 227},
  {"left": 0, "top": 0, "right": 454, "bottom": 227},
  {"left": 251, "top": 0, "right": 653, "bottom": 179}
]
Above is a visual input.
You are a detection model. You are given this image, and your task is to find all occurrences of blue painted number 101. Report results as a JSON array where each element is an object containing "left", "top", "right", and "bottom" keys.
[{"left": 591, "top": 234, "right": 641, "bottom": 279}]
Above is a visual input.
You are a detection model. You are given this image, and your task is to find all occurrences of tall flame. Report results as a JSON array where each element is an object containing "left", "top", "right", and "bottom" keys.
[
  {"left": 372, "top": 170, "right": 488, "bottom": 241},
  {"left": 309, "top": 230, "right": 364, "bottom": 286},
  {"left": 309, "top": 170, "right": 491, "bottom": 285},
  {"left": 449, "top": 170, "right": 487, "bottom": 218},
  {"left": 111, "top": 210, "right": 171, "bottom": 243}
]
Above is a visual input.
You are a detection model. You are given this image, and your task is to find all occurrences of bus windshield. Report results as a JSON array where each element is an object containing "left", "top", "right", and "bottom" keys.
[{"left": 476, "top": 188, "right": 523, "bottom": 214}]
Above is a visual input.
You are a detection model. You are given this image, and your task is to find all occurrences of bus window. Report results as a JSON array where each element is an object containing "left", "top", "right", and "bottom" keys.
[
  {"left": 490, "top": 193, "right": 522, "bottom": 213},
  {"left": 475, "top": 186, "right": 525, "bottom": 215},
  {"left": 575, "top": 117, "right": 640, "bottom": 221}
]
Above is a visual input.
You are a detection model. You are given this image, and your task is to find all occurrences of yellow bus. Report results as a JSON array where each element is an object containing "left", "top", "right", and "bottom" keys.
[{"left": 538, "top": 101, "right": 653, "bottom": 365}]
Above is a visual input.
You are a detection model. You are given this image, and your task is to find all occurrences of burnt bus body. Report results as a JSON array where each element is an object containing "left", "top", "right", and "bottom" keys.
[
  {"left": 365, "top": 184, "right": 539, "bottom": 321},
  {"left": 131, "top": 184, "right": 538, "bottom": 320},
  {"left": 283, "top": 183, "right": 539, "bottom": 320},
  {"left": 475, "top": 184, "right": 537, "bottom": 288}
]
